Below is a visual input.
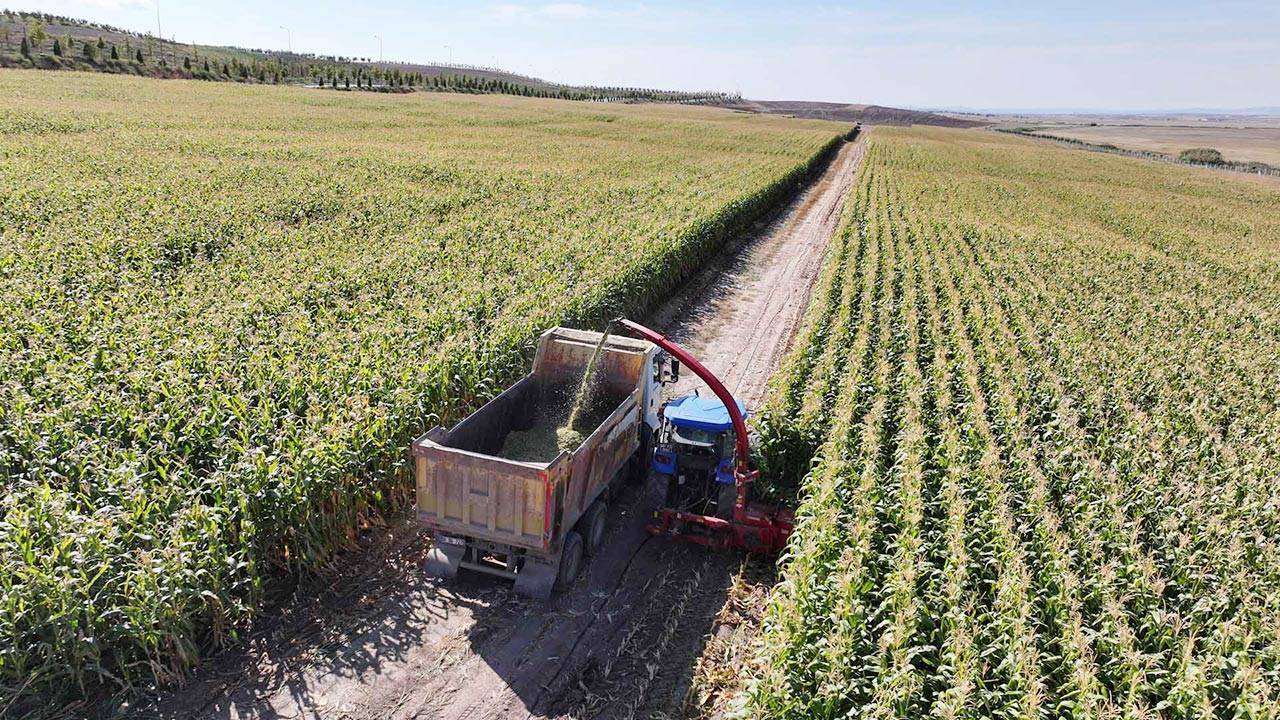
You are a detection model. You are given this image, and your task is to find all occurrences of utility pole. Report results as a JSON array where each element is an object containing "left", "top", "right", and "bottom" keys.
[
  {"left": 279, "top": 25, "right": 291, "bottom": 53},
  {"left": 374, "top": 34, "right": 382, "bottom": 62}
]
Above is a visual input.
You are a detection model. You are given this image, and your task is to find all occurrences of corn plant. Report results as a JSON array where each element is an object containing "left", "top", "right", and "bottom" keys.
[
  {"left": 0, "top": 69, "right": 850, "bottom": 705},
  {"left": 747, "top": 127, "right": 1280, "bottom": 718}
]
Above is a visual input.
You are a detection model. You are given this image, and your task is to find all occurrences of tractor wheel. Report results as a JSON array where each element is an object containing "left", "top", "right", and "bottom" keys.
[
  {"left": 581, "top": 500, "right": 608, "bottom": 556},
  {"left": 627, "top": 427, "right": 652, "bottom": 485},
  {"left": 557, "top": 531, "right": 585, "bottom": 589},
  {"left": 664, "top": 473, "right": 680, "bottom": 508},
  {"left": 717, "top": 482, "right": 737, "bottom": 521}
]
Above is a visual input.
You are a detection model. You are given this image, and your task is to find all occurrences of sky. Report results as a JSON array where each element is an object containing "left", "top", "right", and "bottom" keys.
[{"left": 10, "top": 0, "right": 1280, "bottom": 111}]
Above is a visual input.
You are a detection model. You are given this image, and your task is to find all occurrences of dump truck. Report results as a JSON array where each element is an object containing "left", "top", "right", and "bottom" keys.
[
  {"left": 414, "top": 320, "right": 794, "bottom": 599},
  {"left": 412, "top": 327, "right": 676, "bottom": 598}
]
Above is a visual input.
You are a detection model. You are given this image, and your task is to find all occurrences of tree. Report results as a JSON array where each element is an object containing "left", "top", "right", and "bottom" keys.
[
  {"left": 96, "top": 36, "right": 105, "bottom": 50},
  {"left": 344, "top": 75, "right": 350, "bottom": 89},
  {"left": 183, "top": 56, "right": 191, "bottom": 70},
  {"left": 203, "top": 58, "right": 210, "bottom": 72},
  {"left": 83, "top": 38, "right": 96, "bottom": 60},
  {"left": 28, "top": 20, "right": 46, "bottom": 49},
  {"left": 1179, "top": 147, "right": 1225, "bottom": 165},
  {"left": 19, "top": 35, "right": 30, "bottom": 58},
  {"left": 110, "top": 44, "right": 119, "bottom": 60},
  {"left": 136, "top": 48, "right": 144, "bottom": 63},
  {"left": 52, "top": 38, "right": 61, "bottom": 56}
]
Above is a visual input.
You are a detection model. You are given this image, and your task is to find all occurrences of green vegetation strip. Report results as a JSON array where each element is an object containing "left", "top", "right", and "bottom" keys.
[
  {"left": 0, "top": 70, "right": 846, "bottom": 703},
  {"left": 748, "top": 126, "right": 1280, "bottom": 717},
  {"left": 998, "top": 126, "right": 1280, "bottom": 177}
]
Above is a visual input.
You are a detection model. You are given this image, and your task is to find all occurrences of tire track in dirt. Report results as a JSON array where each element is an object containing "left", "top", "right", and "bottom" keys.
[
  {"left": 655, "top": 135, "right": 864, "bottom": 409},
  {"left": 131, "top": 136, "right": 865, "bottom": 720}
]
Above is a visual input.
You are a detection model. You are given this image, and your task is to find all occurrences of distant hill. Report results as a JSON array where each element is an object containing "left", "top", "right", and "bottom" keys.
[
  {"left": 0, "top": 8, "right": 975, "bottom": 121},
  {"left": 0, "top": 9, "right": 737, "bottom": 103},
  {"left": 716, "top": 100, "right": 987, "bottom": 128}
]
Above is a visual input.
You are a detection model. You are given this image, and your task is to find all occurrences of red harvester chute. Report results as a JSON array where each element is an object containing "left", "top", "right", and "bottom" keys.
[{"left": 613, "top": 318, "right": 794, "bottom": 554}]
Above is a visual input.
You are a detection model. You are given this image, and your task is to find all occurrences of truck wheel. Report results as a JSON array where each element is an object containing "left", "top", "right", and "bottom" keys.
[
  {"left": 580, "top": 500, "right": 607, "bottom": 556},
  {"left": 557, "top": 531, "right": 585, "bottom": 588}
]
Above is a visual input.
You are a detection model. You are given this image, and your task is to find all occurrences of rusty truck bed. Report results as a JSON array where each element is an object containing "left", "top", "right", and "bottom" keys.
[{"left": 412, "top": 328, "right": 658, "bottom": 596}]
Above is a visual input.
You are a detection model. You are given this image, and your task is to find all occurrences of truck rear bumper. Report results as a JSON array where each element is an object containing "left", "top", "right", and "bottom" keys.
[
  {"left": 424, "top": 533, "right": 558, "bottom": 601},
  {"left": 424, "top": 540, "right": 465, "bottom": 579},
  {"left": 425, "top": 533, "right": 525, "bottom": 579}
]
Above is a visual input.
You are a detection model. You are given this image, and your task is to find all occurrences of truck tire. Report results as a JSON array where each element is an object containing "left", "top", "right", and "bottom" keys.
[
  {"left": 557, "top": 531, "right": 585, "bottom": 588},
  {"left": 580, "top": 500, "right": 607, "bottom": 556}
]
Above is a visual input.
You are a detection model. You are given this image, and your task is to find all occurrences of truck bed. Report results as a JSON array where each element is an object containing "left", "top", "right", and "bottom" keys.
[{"left": 413, "top": 329, "right": 652, "bottom": 557}]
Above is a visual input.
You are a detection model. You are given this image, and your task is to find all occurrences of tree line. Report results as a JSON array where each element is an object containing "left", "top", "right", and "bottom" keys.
[{"left": 0, "top": 9, "right": 741, "bottom": 105}]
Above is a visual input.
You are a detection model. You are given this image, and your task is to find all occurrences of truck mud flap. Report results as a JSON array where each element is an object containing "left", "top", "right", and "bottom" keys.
[
  {"left": 513, "top": 560, "right": 557, "bottom": 600},
  {"left": 424, "top": 541, "right": 466, "bottom": 580}
]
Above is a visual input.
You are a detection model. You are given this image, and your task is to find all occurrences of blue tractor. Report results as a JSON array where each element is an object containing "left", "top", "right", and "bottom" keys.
[
  {"left": 651, "top": 393, "right": 747, "bottom": 521},
  {"left": 615, "top": 318, "right": 792, "bottom": 553}
]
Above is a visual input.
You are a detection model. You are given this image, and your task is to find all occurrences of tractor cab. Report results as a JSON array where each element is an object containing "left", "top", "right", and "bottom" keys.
[{"left": 651, "top": 393, "right": 747, "bottom": 520}]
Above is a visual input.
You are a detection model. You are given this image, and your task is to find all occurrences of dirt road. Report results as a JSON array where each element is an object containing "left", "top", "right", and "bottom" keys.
[{"left": 136, "top": 136, "right": 865, "bottom": 720}]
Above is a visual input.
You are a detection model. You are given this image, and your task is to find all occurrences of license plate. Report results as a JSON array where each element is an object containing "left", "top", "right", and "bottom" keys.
[{"left": 438, "top": 535, "right": 466, "bottom": 547}]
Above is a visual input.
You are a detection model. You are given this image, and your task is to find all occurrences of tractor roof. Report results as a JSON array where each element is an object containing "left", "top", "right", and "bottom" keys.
[{"left": 664, "top": 394, "right": 747, "bottom": 433}]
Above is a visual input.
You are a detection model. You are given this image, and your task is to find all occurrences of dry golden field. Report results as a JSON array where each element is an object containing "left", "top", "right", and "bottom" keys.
[{"left": 1030, "top": 124, "right": 1280, "bottom": 165}]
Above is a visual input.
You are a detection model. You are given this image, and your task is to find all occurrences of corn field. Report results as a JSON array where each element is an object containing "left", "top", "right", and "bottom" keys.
[
  {"left": 0, "top": 70, "right": 847, "bottom": 703},
  {"left": 749, "top": 127, "right": 1280, "bottom": 718}
]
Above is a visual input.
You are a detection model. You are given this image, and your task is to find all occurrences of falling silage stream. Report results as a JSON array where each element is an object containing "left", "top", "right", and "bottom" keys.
[{"left": 497, "top": 331, "right": 611, "bottom": 462}]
